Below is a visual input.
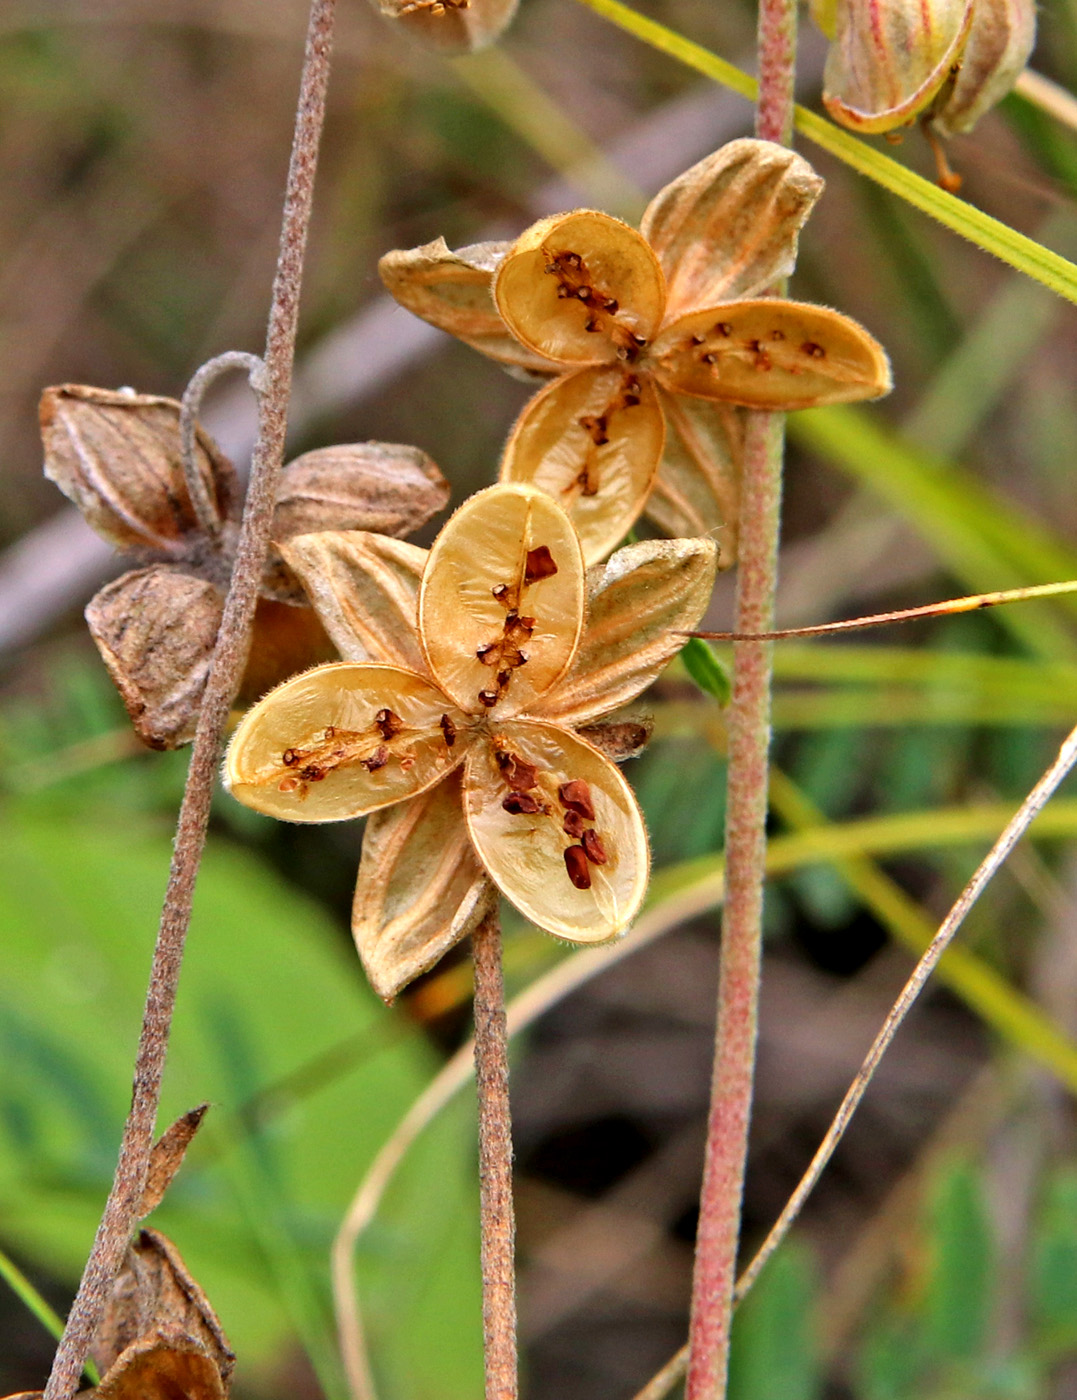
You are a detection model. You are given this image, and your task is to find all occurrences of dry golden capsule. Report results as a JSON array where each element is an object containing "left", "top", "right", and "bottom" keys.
[
  {"left": 381, "top": 139, "right": 891, "bottom": 566},
  {"left": 225, "top": 484, "right": 718, "bottom": 999}
]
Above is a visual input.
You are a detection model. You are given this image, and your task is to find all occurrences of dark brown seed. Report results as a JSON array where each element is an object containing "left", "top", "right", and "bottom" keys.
[
  {"left": 802, "top": 341, "right": 825, "bottom": 358},
  {"left": 478, "top": 690, "right": 499, "bottom": 707},
  {"left": 559, "top": 779, "right": 595, "bottom": 819},
  {"left": 282, "top": 748, "right": 303, "bottom": 767},
  {"left": 299, "top": 764, "right": 326, "bottom": 782},
  {"left": 562, "top": 810, "right": 586, "bottom": 838},
  {"left": 564, "top": 844, "right": 592, "bottom": 889},
  {"left": 524, "top": 545, "right": 558, "bottom": 584},
  {"left": 361, "top": 745, "right": 389, "bottom": 772},
  {"left": 582, "top": 828, "right": 608, "bottom": 865},
  {"left": 502, "top": 792, "right": 542, "bottom": 815},
  {"left": 715, "top": 322, "right": 733, "bottom": 337},
  {"left": 603, "top": 297, "right": 619, "bottom": 312},
  {"left": 492, "top": 583, "right": 510, "bottom": 602},
  {"left": 476, "top": 642, "right": 497, "bottom": 665},
  {"left": 497, "top": 750, "right": 539, "bottom": 791},
  {"left": 440, "top": 713, "right": 457, "bottom": 747},
  {"left": 374, "top": 707, "right": 402, "bottom": 739}
]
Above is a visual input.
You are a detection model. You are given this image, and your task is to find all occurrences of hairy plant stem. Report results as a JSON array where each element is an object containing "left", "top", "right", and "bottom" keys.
[
  {"left": 472, "top": 908, "right": 518, "bottom": 1400},
  {"left": 42, "top": 5, "right": 337, "bottom": 1394},
  {"left": 684, "top": 3, "right": 796, "bottom": 1396}
]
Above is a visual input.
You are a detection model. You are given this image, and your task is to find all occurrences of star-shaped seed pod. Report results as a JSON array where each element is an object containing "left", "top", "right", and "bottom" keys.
[
  {"left": 380, "top": 139, "right": 891, "bottom": 566},
  {"left": 816, "top": 0, "right": 1035, "bottom": 140},
  {"left": 41, "top": 384, "right": 450, "bottom": 749},
  {"left": 225, "top": 483, "right": 717, "bottom": 1000}
]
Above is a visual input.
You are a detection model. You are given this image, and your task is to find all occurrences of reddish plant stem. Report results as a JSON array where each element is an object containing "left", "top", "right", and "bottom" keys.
[
  {"left": 42, "top": 5, "right": 337, "bottom": 1395},
  {"left": 684, "top": 1, "right": 797, "bottom": 1395},
  {"left": 472, "top": 909, "right": 519, "bottom": 1400}
]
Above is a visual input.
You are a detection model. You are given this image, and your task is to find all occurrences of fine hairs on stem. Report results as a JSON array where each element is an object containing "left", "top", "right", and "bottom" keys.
[
  {"left": 41, "top": 4, "right": 337, "bottom": 1394},
  {"left": 472, "top": 909, "right": 519, "bottom": 1400},
  {"left": 683, "top": 1, "right": 798, "bottom": 1396}
]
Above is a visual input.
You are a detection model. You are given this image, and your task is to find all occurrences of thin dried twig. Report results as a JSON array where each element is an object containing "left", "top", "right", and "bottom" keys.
[
  {"left": 472, "top": 910, "right": 518, "bottom": 1400},
  {"left": 684, "top": 2, "right": 797, "bottom": 1395},
  {"left": 179, "top": 350, "right": 267, "bottom": 537},
  {"left": 41, "top": 4, "right": 337, "bottom": 1394},
  {"left": 691, "top": 579, "right": 1077, "bottom": 641},
  {"left": 631, "top": 719, "right": 1077, "bottom": 1400}
]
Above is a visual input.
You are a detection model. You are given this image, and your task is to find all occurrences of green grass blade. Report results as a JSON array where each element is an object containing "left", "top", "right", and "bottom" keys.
[
  {"left": 571, "top": 0, "right": 1077, "bottom": 305},
  {"left": 0, "top": 1242, "right": 100, "bottom": 1385}
]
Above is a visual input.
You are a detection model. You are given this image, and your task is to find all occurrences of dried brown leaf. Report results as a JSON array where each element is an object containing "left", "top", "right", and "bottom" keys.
[
  {"left": 639, "top": 140, "right": 824, "bottom": 320},
  {"left": 40, "top": 385, "right": 237, "bottom": 556},
  {"left": 140, "top": 1105, "right": 209, "bottom": 1219},
  {"left": 533, "top": 537, "right": 717, "bottom": 727},
  {"left": 353, "top": 773, "right": 496, "bottom": 1000},
  {"left": 379, "top": 238, "right": 558, "bottom": 371},
  {"left": 85, "top": 567, "right": 223, "bottom": 750},
  {"left": 280, "top": 532, "right": 429, "bottom": 673}
]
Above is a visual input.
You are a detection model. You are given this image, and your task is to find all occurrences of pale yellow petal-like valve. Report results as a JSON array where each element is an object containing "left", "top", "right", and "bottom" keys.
[
  {"left": 463, "top": 719, "right": 650, "bottom": 943},
  {"left": 225, "top": 663, "right": 470, "bottom": 822},
  {"left": 419, "top": 483, "right": 584, "bottom": 717},
  {"left": 651, "top": 300, "right": 892, "bottom": 410},
  {"left": 823, "top": 0, "right": 975, "bottom": 133},
  {"left": 494, "top": 212, "right": 667, "bottom": 366},
  {"left": 500, "top": 366, "right": 665, "bottom": 565},
  {"left": 353, "top": 773, "right": 495, "bottom": 1001}
]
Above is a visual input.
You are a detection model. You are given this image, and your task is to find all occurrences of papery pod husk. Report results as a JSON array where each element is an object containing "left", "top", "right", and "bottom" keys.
[
  {"left": 353, "top": 773, "right": 496, "bottom": 1001},
  {"left": 40, "top": 385, "right": 238, "bottom": 556},
  {"left": 932, "top": 0, "right": 1036, "bottom": 134},
  {"left": 271, "top": 442, "right": 449, "bottom": 543},
  {"left": 94, "top": 1333, "right": 228, "bottom": 1400},
  {"left": 237, "top": 597, "right": 337, "bottom": 707},
  {"left": 576, "top": 712, "right": 654, "bottom": 763},
  {"left": 370, "top": 0, "right": 518, "bottom": 52},
  {"left": 639, "top": 140, "right": 824, "bottom": 319},
  {"left": 379, "top": 238, "right": 558, "bottom": 372},
  {"left": 86, "top": 567, "right": 224, "bottom": 750},
  {"left": 532, "top": 537, "right": 718, "bottom": 727},
  {"left": 822, "top": 0, "right": 975, "bottom": 133},
  {"left": 279, "top": 532, "right": 429, "bottom": 674},
  {"left": 645, "top": 391, "right": 743, "bottom": 564},
  {"left": 91, "top": 1229, "right": 234, "bottom": 1386}
]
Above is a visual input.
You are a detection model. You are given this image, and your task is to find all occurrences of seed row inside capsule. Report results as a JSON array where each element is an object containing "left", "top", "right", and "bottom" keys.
[{"left": 541, "top": 246, "right": 648, "bottom": 360}]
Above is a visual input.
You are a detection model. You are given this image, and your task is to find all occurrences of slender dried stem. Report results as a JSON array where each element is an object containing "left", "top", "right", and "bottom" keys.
[
  {"left": 42, "top": 5, "right": 337, "bottom": 1394},
  {"left": 472, "top": 909, "right": 519, "bottom": 1400},
  {"left": 684, "top": 3, "right": 796, "bottom": 1396}
]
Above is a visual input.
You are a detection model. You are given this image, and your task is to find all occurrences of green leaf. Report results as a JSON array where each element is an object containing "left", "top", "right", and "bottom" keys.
[
  {"left": 728, "top": 1241, "right": 822, "bottom": 1400},
  {"left": 681, "top": 635, "right": 732, "bottom": 706},
  {"left": 1029, "top": 1167, "right": 1077, "bottom": 1356},
  {"left": 0, "top": 805, "right": 483, "bottom": 1397},
  {"left": 924, "top": 1161, "right": 994, "bottom": 1364}
]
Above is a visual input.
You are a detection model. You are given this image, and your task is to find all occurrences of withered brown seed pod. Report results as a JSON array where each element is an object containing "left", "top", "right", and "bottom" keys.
[{"left": 41, "top": 385, "right": 450, "bottom": 748}]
